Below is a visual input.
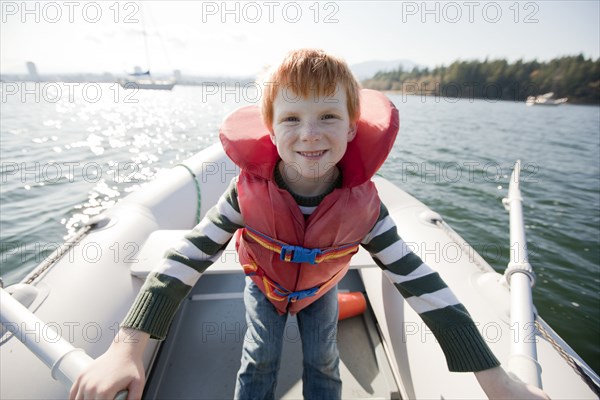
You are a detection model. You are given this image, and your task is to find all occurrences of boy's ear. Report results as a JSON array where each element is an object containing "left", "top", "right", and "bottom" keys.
[
  {"left": 347, "top": 123, "right": 357, "bottom": 142},
  {"left": 270, "top": 131, "right": 276, "bottom": 145}
]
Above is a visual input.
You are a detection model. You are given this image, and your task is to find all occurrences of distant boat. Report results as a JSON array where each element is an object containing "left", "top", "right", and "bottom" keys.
[
  {"left": 526, "top": 92, "right": 568, "bottom": 106},
  {"left": 118, "top": 74, "right": 176, "bottom": 91}
]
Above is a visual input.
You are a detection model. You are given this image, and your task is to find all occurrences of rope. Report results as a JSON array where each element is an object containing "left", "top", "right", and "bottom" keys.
[
  {"left": 176, "top": 164, "right": 202, "bottom": 225},
  {"left": 24, "top": 224, "right": 93, "bottom": 284},
  {"left": 535, "top": 319, "right": 600, "bottom": 397},
  {"left": 434, "top": 220, "right": 493, "bottom": 273}
]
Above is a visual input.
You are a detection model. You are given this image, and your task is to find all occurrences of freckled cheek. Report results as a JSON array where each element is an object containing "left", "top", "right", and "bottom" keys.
[{"left": 274, "top": 134, "right": 298, "bottom": 154}]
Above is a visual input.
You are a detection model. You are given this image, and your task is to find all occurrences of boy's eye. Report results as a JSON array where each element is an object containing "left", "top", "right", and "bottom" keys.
[
  {"left": 322, "top": 114, "right": 338, "bottom": 120},
  {"left": 283, "top": 116, "right": 299, "bottom": 122}
]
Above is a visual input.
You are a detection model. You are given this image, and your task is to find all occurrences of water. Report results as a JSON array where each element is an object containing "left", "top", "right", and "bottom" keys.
[{"left": 1, "top": 84, "right": 598, "bottom": 374}]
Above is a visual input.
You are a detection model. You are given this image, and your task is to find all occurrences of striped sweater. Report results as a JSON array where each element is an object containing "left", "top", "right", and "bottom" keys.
[{"left": 123, "top": 173, "right": 500, "bottom": 372}]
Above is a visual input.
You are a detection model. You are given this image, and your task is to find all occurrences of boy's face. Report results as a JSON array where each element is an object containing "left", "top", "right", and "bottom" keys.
[{"left": 270, "top": 84, "right": 356, "bottom": 183}]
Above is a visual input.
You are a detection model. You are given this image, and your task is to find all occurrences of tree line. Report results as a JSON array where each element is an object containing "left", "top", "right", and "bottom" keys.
[{"left": 362, "top": 55, "right": 600, "bottom": 104}]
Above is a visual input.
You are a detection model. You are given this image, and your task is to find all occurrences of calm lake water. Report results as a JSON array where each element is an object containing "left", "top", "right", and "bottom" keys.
[{"left": 1, "top": 83, "right": 598, "bottom": 374}]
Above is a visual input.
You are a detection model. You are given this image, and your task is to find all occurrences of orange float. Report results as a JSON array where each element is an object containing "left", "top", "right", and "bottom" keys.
[{"left": 337, "top": 292, "right": 367, "bottom": 321}]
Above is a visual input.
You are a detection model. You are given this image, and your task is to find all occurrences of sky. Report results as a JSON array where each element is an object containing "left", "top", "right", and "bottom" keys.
[{"left": 1, "top": 0, "right": 599, "bottom": 77}]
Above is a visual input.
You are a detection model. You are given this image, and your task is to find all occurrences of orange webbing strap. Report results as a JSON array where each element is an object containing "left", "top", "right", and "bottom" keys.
[
  {"left": 242, "top": 261, "right": 346, "bottom": 303},
  {"left": 242, "top": 261, "right": 288, "bottom": 302},
  {"left": 244, "top": 227, "right": 360, "bottom": 265}
]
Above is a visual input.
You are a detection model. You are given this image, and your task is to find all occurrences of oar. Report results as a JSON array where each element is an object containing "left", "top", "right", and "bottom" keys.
[
  {"left": 0, "top": 288, "right": 128, "bottom": 400},
  {"left": 501, "top": 160, "right": 542, "bottom": 388}
]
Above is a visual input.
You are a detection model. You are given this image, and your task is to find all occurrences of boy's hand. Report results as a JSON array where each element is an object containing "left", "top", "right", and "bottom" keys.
[
  {"left": 69, "top": 328, "right": 149, "bottom": 400},
  {"left": 475, "top": 366, "right": 550, "bottom": 399}
]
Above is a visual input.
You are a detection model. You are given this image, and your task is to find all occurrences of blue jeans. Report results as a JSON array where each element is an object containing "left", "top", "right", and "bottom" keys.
[{"left": 234, "top": 277, "right": 342, "bottom": 400}]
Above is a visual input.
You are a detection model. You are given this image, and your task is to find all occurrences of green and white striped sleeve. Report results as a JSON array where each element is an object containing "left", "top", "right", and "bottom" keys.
[
  {"left": 362, "top": 202, "right": 501, "bottom": 372},
  {"left": 122, "top": 177, "right": 244, "bottom": 340}
]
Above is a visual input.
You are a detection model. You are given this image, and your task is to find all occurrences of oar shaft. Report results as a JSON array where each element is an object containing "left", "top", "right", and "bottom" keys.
[
  {"left": 508, "top": 273, "right": 541, "bottom": 387},
  {"left": 1, "top": 288, "right": 129, "bottom": 399},
  {"left": 509, "top": 197, "right": 529, "bottom": 265},
  {"left": 504, "top": 160, "right": 542, "bottom": 388},
  {"left": 0, "top": 288, "right": 92, "bottom": 388}
]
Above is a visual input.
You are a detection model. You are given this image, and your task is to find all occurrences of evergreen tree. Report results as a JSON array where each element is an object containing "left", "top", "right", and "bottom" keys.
[{"left": 362, "top": 56, "right": 600, "bottom": 104}]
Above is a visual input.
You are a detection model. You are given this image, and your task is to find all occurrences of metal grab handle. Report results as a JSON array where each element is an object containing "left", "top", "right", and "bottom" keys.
[{"left": 115, "top": 390, "right": 129, "bottom": 400}]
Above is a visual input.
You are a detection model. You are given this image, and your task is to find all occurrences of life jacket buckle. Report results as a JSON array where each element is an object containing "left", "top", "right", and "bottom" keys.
[
  {"left": 280, "top": 245, "right": 322, "bottom": 264},
  {"left": 287, "top": 287, "right": 319, "bottom": 302}
]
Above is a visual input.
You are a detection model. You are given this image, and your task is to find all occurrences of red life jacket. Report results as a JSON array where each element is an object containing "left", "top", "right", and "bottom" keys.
[{"left": 219, "top": 89, "right": 399, "bottom": 314}]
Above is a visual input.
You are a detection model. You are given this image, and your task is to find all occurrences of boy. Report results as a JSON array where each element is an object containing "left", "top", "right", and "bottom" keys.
[{"left": 70, "top": 49, "right": 548, "bottom": 399}]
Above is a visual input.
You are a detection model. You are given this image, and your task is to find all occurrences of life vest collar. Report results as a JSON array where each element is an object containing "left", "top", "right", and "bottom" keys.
[{"left": 219, "top": 89, "right": 399, "bottom": 187}]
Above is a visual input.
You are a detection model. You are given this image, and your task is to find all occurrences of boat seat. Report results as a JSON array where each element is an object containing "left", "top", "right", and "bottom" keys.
[{"left": 131, "top": 230, "right": 377, "bottom": 279}]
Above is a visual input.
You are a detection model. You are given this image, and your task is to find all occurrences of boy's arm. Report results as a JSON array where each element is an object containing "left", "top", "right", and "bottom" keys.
[
  {"left": 362, "top": 202, "right": 499, "bottom": 371},
  {"left": 72, "top": 179, "right": 243, "bottom": 399},
  {"left": 122, "top": 177, "right": 244, "bottom": 340},
  {"left": 362, "top": 202, "right": 550, "bottom": 399}
]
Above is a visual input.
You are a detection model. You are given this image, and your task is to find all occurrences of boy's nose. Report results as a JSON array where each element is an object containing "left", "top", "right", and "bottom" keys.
[{"left": 299, "top": 123, "right": 321, "bottom": 140}]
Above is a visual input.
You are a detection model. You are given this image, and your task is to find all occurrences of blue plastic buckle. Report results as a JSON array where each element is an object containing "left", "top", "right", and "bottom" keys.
[
  {"left": 287, "top": 287, "right": 319, "bottom": 302},
  {"left": 280, "top": 245, "right": 322, "bottom": 264}
]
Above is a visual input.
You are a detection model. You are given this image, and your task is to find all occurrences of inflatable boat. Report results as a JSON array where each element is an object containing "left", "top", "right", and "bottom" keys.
[{"left": 1, "top": 142, "right": 599, "bottom": 399}]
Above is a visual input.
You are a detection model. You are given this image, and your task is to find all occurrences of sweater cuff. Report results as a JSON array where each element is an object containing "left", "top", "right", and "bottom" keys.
[
  {"left": 434, "top": 323, "right": 501, "bottom": 372},
  {"left": 121, "top": 291, "right": 181, "bottom": 340}
]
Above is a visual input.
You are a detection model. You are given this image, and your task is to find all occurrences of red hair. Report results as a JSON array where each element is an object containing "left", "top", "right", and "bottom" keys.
[{"left": 261, "top": 49, "right": 361, "bottom": 129}]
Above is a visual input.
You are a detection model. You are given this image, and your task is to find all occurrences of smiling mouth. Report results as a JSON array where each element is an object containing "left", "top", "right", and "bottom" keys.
[{"left": 297, "top": 150, "right": 327, "bottom": 158}]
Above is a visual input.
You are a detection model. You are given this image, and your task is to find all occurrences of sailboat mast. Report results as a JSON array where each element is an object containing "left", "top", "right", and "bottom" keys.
[{"left": 141, "top": 6, "right": 151, "bottom": 74}]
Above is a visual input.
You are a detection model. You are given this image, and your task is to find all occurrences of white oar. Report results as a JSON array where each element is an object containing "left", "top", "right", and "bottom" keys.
[
  {"left": 0, "top": 288, "right": 128, "bottom": 399},
  {"left": 502, "top": 160, "right": 542, "bottom": 388}
]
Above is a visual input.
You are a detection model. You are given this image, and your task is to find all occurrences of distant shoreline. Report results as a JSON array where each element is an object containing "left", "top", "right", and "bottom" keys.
[
  {"left": 362, "top": 55, "right": 600, "bottom": 106},
  {"left": 379, "top": 90, "right": 598, "bottom": 106}
]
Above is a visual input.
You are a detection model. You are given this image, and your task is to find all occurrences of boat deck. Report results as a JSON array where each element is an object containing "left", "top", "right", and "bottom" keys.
[{"left": 143, "top": 271, "right": 401, "bottom": 399}]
